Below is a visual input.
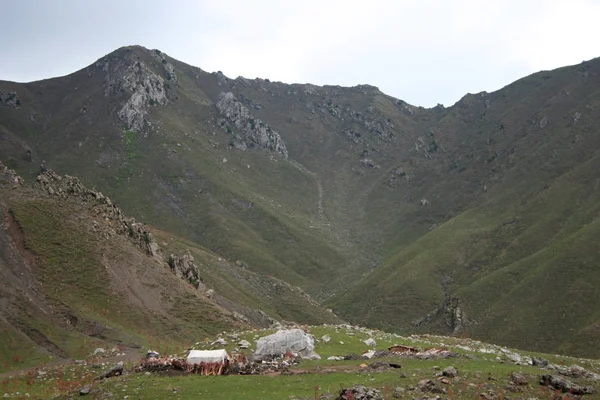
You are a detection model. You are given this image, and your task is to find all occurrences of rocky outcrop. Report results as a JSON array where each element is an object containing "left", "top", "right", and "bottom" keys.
[
  {"left": 0, "top": 162, "right": 24, "bottom": 187},
  {"left": 539, "top": 374, "right": 595, "bottom": 395},
  {"left": 102, "top": 57, "right": 168, "bottom": 131},
  {"left": 337, "top": 385, "right": 384, "bottom": 400},
  {"left": 168, "top": 251, "right": 203, "bottom": 289},
  {"left": 215, "top": 92, "right": 288, "bottom": 157},
  {"left": 414, "top": 296, "right": 468, "bottom": 334},
  {"left": 0, "top": 90, "right": 20, "bottom": 108},
  {"left": 33, "top": 165, "right": 159, "bottom": 257},
  {"left": 152, "top": 50, "right": 178, "bottom": 83}
]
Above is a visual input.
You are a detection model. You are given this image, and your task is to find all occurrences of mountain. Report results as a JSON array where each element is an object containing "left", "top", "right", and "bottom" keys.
[{"left": 1, "top": 45, "right": 600, "bottom": 359}]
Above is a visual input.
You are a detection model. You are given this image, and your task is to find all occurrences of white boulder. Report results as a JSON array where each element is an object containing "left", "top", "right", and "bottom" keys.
[{"left": 254, "top": 329, "right": 320, "bottom": 360}]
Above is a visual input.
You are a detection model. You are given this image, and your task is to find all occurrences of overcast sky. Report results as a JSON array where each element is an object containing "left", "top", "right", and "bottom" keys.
[{"left": 2, "top": 0, "right": 600, "bottom": 107}]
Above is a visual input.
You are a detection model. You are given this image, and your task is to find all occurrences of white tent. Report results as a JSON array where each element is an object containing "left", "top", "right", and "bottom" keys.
[{"left": 187, "top": 349, "right": 230, "bottom": 365}]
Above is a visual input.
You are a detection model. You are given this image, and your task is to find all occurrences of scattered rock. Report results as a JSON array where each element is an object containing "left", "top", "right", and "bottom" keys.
[
  {"left": 238, "top": 340, "right": 251, "bottom": 349},
  {"left": 95, "top": 362, "right": 124, "bottom": 380},
  {"left": 321, "top": 334, "right": 331, "bottom": 343},
  {"left": 510, "top": 372, "right": 528, "bottom": 386},
  {"left": 532, "top": 356, "right": 548, "bottom": 368},
  {"left": 0, "top": 162, "right": 24, "bottom": 187},
  {"left": 79, "top": 385, "right": 92, "bottom": 396},
  {"left": 442, "top": 366, "right": 458, "bottom": 378},
  {"left": 94, "top": 348, "right": 106, "bottom": 356},
  {"left": 337, "top": 385, "right": 383, "bottom": 400},
  {"left": 540, "top": 374, "right": 595, "bottom": 395},
  {"left": 363, "top": 338, "right": 376, "bottom": 347}
]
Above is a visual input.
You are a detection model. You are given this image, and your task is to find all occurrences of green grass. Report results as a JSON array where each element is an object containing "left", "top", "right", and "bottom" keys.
[{"left": 5, "top": 325, "right": 591, "bottom": 400}]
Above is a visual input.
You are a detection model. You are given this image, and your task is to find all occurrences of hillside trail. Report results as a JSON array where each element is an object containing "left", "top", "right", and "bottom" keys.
[{"left": 288, "top": 160, "right": 325, "bottom": 220}]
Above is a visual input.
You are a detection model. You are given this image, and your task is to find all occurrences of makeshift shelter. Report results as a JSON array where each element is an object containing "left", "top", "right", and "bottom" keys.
[{"left": 187, "top": 349, "right": 230, "bottom": 375}]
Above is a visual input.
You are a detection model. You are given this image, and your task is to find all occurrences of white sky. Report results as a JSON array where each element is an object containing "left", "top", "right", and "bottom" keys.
[{"left": 2, "top": 0, "right": 600, "bottom": 107}]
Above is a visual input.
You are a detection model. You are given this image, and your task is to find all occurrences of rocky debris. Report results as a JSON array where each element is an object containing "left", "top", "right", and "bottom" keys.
[
  {"left": 532, "top": 356, "right": 549, "bottom": 367},
  {"left": 102, "top": 55, "right": 169, "bottom": 131},
  {"left": 212, "top": 337, "right": 228, "bottom": 346},
  {"left": 442, "top": 366, "right": 458, "bottom": 378},
  {"left": 0, "top": 90, "right": 20, "bottom": 108},
  {"left": 215, "top": 92, "right": 288, "bottom": 157},
  {"left": 509, "top": 372, "right": 528, "bottom": 386},
  {"left": 336, "top": 385, "right": 384, "bottom": 400},
  {"left": 539, "top": 374, "right": 595, "bottom": 395},
  {"left": 253, "top": 329, "right": 320, "bottom": 361},
  {"left": 79, "top": 385, "right": 92, "bottom": 395},
  {"left": 368, "top": 361, "right": 401, "bottom": 370},
  {"left": 167, "top": 251, "right": 203, "bottom": 289},
  {"left": 360, "top": 158, "right": 380, "bottom": 169},
  {"left": 321, "top": 334, "right": 331, "bottom": 343},
  {"left": 95, "top": 362, "right": 124, "bottom": 380},
  {"left": 93, "top": 348, "right": 106, "bottom": 356},
  {"left": 238, "top": 94, "right": 263, "bottom": 110},
  {"left": 363, "top": 338, "right": 376, "bottom": 347},
  {"left": 417, "top": 379, "right": 445, "bottom": 394},
  {"left": 0, "top": 161, "right": 24, "bottom": 187},
  {"left": 33, "top": 164, "right": 161, "bottom": 257},
  {"left": 556, "top": 364, "right": 600, "bottom": 381},
  {"left": 238, "top": 340, "right": 251, "bottom": 349},
  {"left": 152, "top": 49, "right": 178, "bottom": 83}
]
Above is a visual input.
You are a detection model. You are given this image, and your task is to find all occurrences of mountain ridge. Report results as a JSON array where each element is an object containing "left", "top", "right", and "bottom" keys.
[{"left": 1, "top": 45, "right": 600, "bottom": 358}]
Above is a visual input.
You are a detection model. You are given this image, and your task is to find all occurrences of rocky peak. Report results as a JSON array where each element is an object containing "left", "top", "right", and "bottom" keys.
[
  {"left": 100, "top": 54, "right": 169, "bottom": 132},
  {"left": 216, "top": 92, "right": 288, "bottom": 158}
]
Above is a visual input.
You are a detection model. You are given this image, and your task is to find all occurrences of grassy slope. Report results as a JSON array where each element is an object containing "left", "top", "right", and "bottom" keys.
[
  {"left": 0, "top": 189, "right": 241, "bottom": 373},
  {"left": 5, "top": 325, "right": 599, "bottom": 400},
  {"left": 1, "top": 47, "right": 600, "bottom": 357}
]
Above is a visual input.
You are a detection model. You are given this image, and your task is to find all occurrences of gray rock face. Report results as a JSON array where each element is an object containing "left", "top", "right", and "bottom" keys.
[
  {"left": 336, "top": 385, "right": 383, "bottom": 400},
  {"left": 103, "top": 58, "right": 169, "bottom": 131},
  {"left": 152, "top": 50, "right": 178, "bottom": 83},
  {"left": 253, "top": 329, "right": 320, "bottom": 360},
  {"left": 0, "top": 90, "right": 20, "bottom": 108},
  {"left": 168, "top": 251, "right": 202, "bottom": 289},
  {"left": 215, "top": 92, "right": 288, "bottom": 157}
]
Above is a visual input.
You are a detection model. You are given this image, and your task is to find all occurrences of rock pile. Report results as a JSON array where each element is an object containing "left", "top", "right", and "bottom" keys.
[
  {"left": 337, "top": 385, "right": 384, "bottom": 400},
  {"left": 0, "top": 161, "right": 24, "bottom": 187},
  {"left": 216, "top": 92, "right": 288, "bottom": 157}
]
